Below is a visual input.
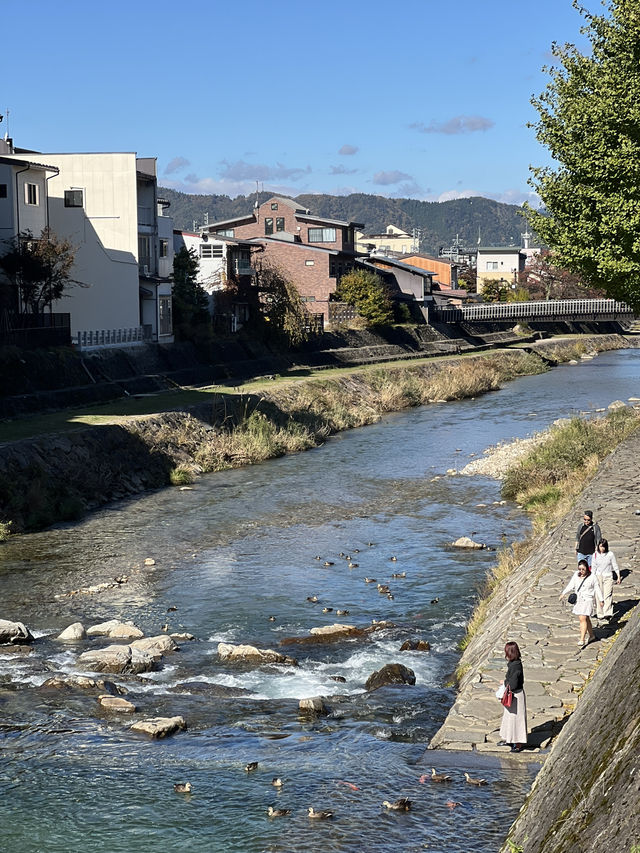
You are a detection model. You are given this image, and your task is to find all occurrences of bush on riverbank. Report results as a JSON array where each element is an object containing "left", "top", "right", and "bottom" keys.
[{"left": 502, "top": 407, "right": 640, "bottom": 530}]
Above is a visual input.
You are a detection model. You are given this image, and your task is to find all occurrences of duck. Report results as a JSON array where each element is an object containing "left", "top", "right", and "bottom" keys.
[
  {"left": 353, "top": 549, "right": 360, "bottom": 554},
  {"left": 382, "top": 798, "right": 412, "bottom": 811},
  {"left": 336, "top": 609, "right": 349, "bottom": 616},
  {"left": 387, "top": 593, "right": 394, "bottom": 600},
  {"left": 430, "top": 768, "right": 451, "bottom": 783},
  {"left": 364, "top": 577, "right": 377, "bottom": 584},
  {"left": 464, "top": 772, "right": 487, "bottom": 786},
  {"left": 339, "top": 552, "right": 346, "bottom": 558},
  {"left": 308, "top": 807, "right": 333, "bottom": 819},
  {"left": 377, "top": 584, "right": 391, "bottom": 594},
  {"left": 391, "top": 571, "right": 406, "bottom": 579},
  {"left": 322, "top": 606, "right": 333, "bottom": 613},
  {"left": 271, "top": 777, "right": 283, "bottom": 788},
  {"left": 390, "top": 556, "right": 398, "bottom": 562},
  {"left": 367, "top": 542, "right": 375, "bottom": 547},
  {"left": 446, "top": 801, "right": 462, "bottom": 810},
  {"left": 245, "top": 761, "right": 259, "bottom": 772},
  {"left": 307, "top": 595, "right": 319, "bottom": 603},
  {"left": 323, "top": 561, "right": 334, "bottom": 567},
  {"left": 314, "top": 556, "right": 322, "bottom": 560},
  {"left": 268, "top": 616, "right": 276, "bottom": 622},
  {"left": 348, "top": 562, "right": 358, "bottom": 568},
  {"left": 161, "top": 623, "right": 169, "bottom": 632},
  {"left": 173, "top": 782, "right": 192, "bottom": 793},
  {"left": 167, "top": 605, "right": 178, "bottom": 612},
  {"left": 267, "top": 806, "right": 291, "bottom": 817},
  {"left": 430, "top": 597, "right": 439, "bottom": 605}
]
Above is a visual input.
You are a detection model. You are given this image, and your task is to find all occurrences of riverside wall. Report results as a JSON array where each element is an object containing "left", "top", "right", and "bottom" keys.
[{"left": 429, "top": 432, "right": 640, "bottom": 853}]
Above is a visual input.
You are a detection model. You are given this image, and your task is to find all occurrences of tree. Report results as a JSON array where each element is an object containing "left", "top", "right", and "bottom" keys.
[
  {"left": 254, "top": 263, "right": 311, "bottom": 348},
  {"left": 526, "top": 0, "right": 640, "bottom": 308},
  {"left": 0, "top": 228, "right": 79, "bottom": 315},
  {"left": 172, "top": 247, "right": 212, "bottom": 348},
  {"left": 518, "top": 250, "right": 605, "bottom": 300},
  {"left": 480, "top": 279, "right": 509, "bottom": 303},
  {"left": 334, "top": 268, "right": 393, "bottom": 326}
]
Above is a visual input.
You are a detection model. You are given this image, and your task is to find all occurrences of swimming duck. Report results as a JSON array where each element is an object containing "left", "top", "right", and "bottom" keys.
[
  {"left": 367, "top": 542, "right": 375, "bottom": 547},
  {"left": 387, "top": 593, "right": 394, "bottom": 600},
  {"left": 446, "top": 801, "right": 462, "bottom": 810},
  {"left": 271, "top": 777, "right": 283, "bottom": 788},
  {"left": 391, "top": 572, "right": 406, "bottom": 579},
  {"left": 173, "top": 782, "right": 192, "bottom": 793},
  {"left": 339, "top": 552, "right": 346, "bottom": 558},
  {"left": 336, "top": 609, "right": 349, "bottom": 616},
  {"left": 167, "top": 605, "right": 178, "bottom": 612},
  {"left": 348, "top": 562, "right": 358, "bottom": 568},
  {"left": 161, "top": 623, "right": 169, "bottom": 632},
  {"left": 323, "top": 561, "right": 334, "bottom": 567},
  {"left": 268, "top": 616, "right": 276, "bottom": 621},
  {"left": 353, "top": 549, "right": 360, "bottom": 554},
  {"left": 390, "top": 556, "right": 398, "bottom": 562},
  {"left": 377, "top": 584, "right": 391, "bottom": 594},
  {"left": 245, "top": 762, "right": 259, "bottom": 772},
  {"left": 314, "top": 556, "right": 322, "bottom": 560},
  {"left": 322, "top": 607, "right": 333, "bottom": 613},
  {"left": 307, "top": 595, "right": 319, "bottom": 603},
  {"left": 430, "top": 597, "right": 440, "bottom": 605},
  {"left": 308, "top": 807, "right": 333, "bottom": 819},
  {"left": 430, "top": 768, "right": 451, "bottom": 783},
  {"left": 364, "top": 577, "right": 377, "bottom": 583},
  {"left": 267, "top": 806, "right": 291, "bottom": 817},
  {"left": 464, "top": 772, "right": 487, "bottom": 786},
  {"left": 382, "top": 798, "right": 412, "bottom": 811}
]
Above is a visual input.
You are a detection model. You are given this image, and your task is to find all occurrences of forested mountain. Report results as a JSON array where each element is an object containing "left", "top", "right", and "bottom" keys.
[{"left": 160, "top": 187, "right": 533, "bottom": 254}]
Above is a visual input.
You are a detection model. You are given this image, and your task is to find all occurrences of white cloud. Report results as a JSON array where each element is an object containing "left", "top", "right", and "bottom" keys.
[
  {"left": 372, "top": 170, "right": 414, "bottom": 186},
  {"left": 338, "top": 144, "right": 359, "bottom": 155},
  {"left": 330, "top": 164, "right": 358, "bottom": 175},
  {"left": 219, "top": 159, "right": 311, "bottom": 182},
  {"left": 164, "top": 156, "right": 190, "bottom": 175},
  {"left": 410, "top": 115, "right": 494, "bottom": 135}
]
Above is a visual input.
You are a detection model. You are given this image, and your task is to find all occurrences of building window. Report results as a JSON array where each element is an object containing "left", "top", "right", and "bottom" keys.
[
  {"left": 302, "top": 295, "right": 316, "bottom": 302},
  {"left": 308, "top": 227, "right": 336, "bottom": 243},
  {"left": 271, "top": 202, "right": 278, "bottom": 210},
  {"left": 486, "top": 261, "right": 499, "bottom": 271},
  {"left": 217, "top": 228, "right": 234, "bottom": 237},
  {"left": 25, "top": 183, "right": 39, "bottom": 206},
  {"left": 305, "top": 260, "right": 315, "bottom": 266},
  {"left": 64, "top": 189, "right": 83, "bottom": 208},
  {"left": 276, "top": 217, "right": 285, "bottom": 232},
  {"left": 200, "top": 244, "right": 223, "bottom": 258},
  {"left": 159, "top": 239, "right": 169, "bottom": 258},
  {"left": 265, "top": 217, "right": 273, "bottom": 235},
  {"left": 159, "top": 295, "right": 173, "bottom": 336},
  {"left": 0, "top": 184, "right": 7, "bottom": 199}
]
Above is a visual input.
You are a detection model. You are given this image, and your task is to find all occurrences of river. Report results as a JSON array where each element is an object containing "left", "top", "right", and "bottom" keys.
[{"left": 1, "top": 348, "right": 639, "bottom": 853}]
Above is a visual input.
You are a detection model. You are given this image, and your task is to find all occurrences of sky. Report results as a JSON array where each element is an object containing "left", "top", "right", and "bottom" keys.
[{"left": 3, "top": 0, "right": 597, "bottom": 206}]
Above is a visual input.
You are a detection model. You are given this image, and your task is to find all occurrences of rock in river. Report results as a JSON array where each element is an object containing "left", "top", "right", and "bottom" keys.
[
  {"left": 56, "top": 622, "right": 87, "bottom": 641},
  {"left": 77, "top": 644, "right": 157, "bottom": 675},
  {"left": 0, "top": 619, "right": 34, "bottom": 645},
  {"left": 365, "top": 663, "right": 416, "bottom": 692},
  {"left": 217, "top": 642, "right": 298, "bottom": 666},
  {"left": 130, "top": 716, "right": 186, "bottom": 738},
  {"left": 451, "top": 536, "right": 486, "bottom": 550},
  {"left": 86, "top": 620, "right": 144, "bottom": 640}
]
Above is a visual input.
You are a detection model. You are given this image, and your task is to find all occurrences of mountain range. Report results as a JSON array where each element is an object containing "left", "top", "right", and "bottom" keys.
[{"left": 160, "top": 188, "right": 535, "bottom": 255}]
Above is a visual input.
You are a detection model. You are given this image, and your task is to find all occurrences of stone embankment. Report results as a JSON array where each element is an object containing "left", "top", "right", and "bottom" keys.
[
  {"left": 429, "top": 430, "right": 640, "bottom": 852},
  {"left": 431, "top": 432, "right": 640, "bottom": 754}
]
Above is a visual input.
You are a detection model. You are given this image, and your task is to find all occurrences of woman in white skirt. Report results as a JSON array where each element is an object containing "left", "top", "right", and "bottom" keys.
[
  {"left": 498, "top": 641, "right": 527, "bottom": 753},
  {"left": 592, "top": 538, "right": 620, "bottom": 622},
  {"left": 559, "top": 559, "right": 596, "bottom": 648}
]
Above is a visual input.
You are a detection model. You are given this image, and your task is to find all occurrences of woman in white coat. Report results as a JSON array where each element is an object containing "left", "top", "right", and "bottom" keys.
[
  {"left": 592, "top": 538, "right": 620, "bottom": 622},
  {"left": 560, "top": 559, "right": 596, "bottom": 648}
]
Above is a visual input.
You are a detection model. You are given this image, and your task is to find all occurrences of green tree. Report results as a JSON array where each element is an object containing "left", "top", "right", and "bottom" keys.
[
  {"left": 334, "top": 268, "right": 393, "bottom": 326},
  {"left": 480, "top": 279, "right": 509, "bottom": 303},
  {"left": 526, "top": 0, "right": 640, "bottom": 308},
  {"left": 0, "top": 228, "right": 80, "bottom": 315},
  {"left": 172, "top": 247, "right": 212, "bottom": 348}
]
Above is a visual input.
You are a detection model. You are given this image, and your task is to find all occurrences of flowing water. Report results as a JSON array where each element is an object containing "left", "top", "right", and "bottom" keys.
[{"left": 1, "top": 349, "right": 639, "bottom": 853}]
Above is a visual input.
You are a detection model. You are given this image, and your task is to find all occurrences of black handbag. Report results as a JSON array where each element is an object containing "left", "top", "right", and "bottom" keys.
[{"left": 568, "top": 576, "right": 586, "bottom": 606}]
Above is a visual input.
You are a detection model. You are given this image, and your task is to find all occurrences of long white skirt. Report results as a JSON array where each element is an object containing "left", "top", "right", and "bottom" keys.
[
  {"left": 499, "top": 689, "right": 527, "bottom": 745},
  {"left": 595, "top": 576, "right": 614, "bottom": 619}
]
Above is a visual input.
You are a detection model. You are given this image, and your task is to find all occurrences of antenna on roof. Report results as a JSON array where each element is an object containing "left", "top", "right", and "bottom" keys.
[{"left": 254, "top": 180, "right": 259, "bottom": 210}]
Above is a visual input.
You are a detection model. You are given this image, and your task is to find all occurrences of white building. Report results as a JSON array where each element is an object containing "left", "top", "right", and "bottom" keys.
[
  {"left": 0, "top": 140, "right": 173, "bottom": 347},
  {"left": 475, "top": 246, "right": 526, "bottom": 294}
]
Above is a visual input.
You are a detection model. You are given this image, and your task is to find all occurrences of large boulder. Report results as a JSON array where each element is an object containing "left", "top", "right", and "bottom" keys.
[
  {"left": 130, "top": 716, "right": 186, "bottom": 738},
  {"left": 281, "top": 621, "right": 394, "bottom": 646},
  {"left": 41, "top": 674, "right": 125, "bottom": 694},
  {"left": 365, "top": 663, "right": 416, "bottom": 692},
  {"left": 77, "top": 644, "right": 157, "bottom": 675},
  {"left": 129, "top": 635, "right": 177, "bottom": 659},
  {"left": 56, "top": 623, "right": 87, "bottom": 641},
  {"left": 217, "top": 643, "right": 298, "bottom": 666},
  {"left": 97, "top": 695, "right": 137, "bottom": 713},
  {"left": 0, "top": 619, "right": 34, "bottom": 645},
  {"left": 451, "top": 536, "right": 485, "bottom": 549},
  {"left": 299, "top": 697, "right": 329, "bottom": 715},
  {"left": 86, "top": 620, "right": 144, "bottom": 640}
]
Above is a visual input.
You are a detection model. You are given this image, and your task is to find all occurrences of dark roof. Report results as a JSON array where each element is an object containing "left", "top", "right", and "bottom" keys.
[
  {"left": 206, "top": 213, "right": 257, "bottom": 230},
  {"left": 245, "top": 236, "right": 347, "bottom": 256},
  {"left": 0, "top": 155, "right": 59, "bottom": 172},
  {"left": 298, "top": 212, "right": 364, "bottom": 229},
  {"left": 477, "top": 246, "right": 523, "bottom": 253},
  {"left": 264, "top": 195, "right": 308, "bottom": 213}
]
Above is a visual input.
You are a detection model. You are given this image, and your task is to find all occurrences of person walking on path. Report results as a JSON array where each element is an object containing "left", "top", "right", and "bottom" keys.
[
  {"left": 560, "top": 559, "right": 597, "bottom": 648},
  {"left": 498, "top": 641, "right": 527, "bottom": 753},
  {"left": 575, "top": 510, "right": 601, "bottom": 566},
  {"left": 592, "top": 538, "right": 620, "bottom": 623}
]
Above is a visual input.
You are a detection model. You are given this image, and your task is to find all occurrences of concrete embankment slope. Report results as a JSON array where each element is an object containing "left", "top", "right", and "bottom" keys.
[{"left": 429, "top": 432, "right": 640, "bottom": 852}]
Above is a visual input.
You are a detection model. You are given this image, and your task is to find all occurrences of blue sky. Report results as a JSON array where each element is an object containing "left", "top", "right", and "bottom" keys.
[{"left": 3, "top": 0, "right": 595, "bottom": 205}]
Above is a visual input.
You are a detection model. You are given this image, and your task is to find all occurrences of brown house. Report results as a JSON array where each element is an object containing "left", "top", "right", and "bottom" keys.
[
  {"left": 203, "top": 196, "right": 363, "bottom": 322},
  {"left": 398, "top": 253, "right": 460, "bottom": 289}
]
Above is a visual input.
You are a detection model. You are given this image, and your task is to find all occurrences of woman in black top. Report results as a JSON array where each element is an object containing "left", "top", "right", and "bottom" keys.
[{"left": 498, "top": 641, "right": 527, "bottom": 752}]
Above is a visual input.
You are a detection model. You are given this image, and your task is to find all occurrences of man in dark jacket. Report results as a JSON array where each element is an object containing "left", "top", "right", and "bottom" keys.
[{"left": 575, "top": 509, "right": 602, "bottom": 566}]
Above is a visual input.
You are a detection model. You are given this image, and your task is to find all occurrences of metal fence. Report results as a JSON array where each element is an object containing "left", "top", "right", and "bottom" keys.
[
  {"left": 75, "top": 326, "right": 152, "bottom": 350},
  {"left": 431, "top": 299, "right": 634, "bottom": 324},
  {"left": 0, "top": 313, "right": 71, "bottom": 349},
  {"left": 329, "top": 301, "right": 358, "bottom": 325}
]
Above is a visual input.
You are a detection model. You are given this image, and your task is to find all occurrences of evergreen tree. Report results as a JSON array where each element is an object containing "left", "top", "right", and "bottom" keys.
[
  {"left": 172, "top": 247, "right": 212, "bottom": 348},
  {"left": 334, "top": 269, "right": 393, "bottom": 326},
  {"left": 526, "top": 1, "right": 640, "bottom": 308}
]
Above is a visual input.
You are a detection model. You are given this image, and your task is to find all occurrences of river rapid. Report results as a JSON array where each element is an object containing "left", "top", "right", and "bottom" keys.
[{"left": 1, "top": 349, "right": 639, "bottom": 853}]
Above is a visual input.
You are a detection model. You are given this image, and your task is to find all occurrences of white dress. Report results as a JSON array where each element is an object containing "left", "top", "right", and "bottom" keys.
[{"left": 562, "top": 571, "right": 596, "bottom": 616}]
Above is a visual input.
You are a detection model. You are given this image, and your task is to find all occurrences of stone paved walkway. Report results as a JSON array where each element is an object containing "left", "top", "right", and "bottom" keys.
[{"left": 430, "top": 430, "right": 640, "bottom": 756}]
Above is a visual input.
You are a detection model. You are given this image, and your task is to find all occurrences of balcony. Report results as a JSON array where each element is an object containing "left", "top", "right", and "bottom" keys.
[{"left": 233, "top": 260, "right": 256, "bottom": 276}]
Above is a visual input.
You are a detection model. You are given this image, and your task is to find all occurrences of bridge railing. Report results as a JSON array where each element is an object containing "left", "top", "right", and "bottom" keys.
[{"left": 431, "top": 299, "right": 634, "bottom": 323}]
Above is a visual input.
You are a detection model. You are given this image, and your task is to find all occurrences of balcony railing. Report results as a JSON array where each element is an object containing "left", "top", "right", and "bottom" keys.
[{"left": 75, "top": 326, "right": 152, "bottom": 349}]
